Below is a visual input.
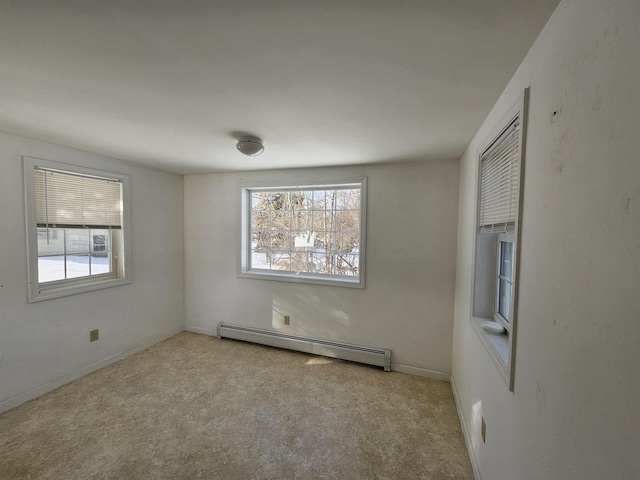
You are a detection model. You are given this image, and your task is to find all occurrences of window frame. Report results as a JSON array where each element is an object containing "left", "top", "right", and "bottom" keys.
[
  {"left": 494, "top": 232, "right": 515, "bottom": 330},
  {"left": 238, "top": 178, "right": 367, "bottom": 288},
  {"left": 470, "top": 89, "right": 528, "bottom": 392},
  {"left": 23, "top": 157, "right": 132, "bottom": 303},
  {"left": 36, "top": 227, "right": 119, "bottom": 282}
]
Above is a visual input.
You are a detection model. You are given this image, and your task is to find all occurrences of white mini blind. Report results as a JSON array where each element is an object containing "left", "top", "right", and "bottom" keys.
[
  {"left": 34, "top": 168, "right": 123, "bottom": 228},
  {"left": 479, "top": 118, "right": 521, "bottom": 233}
]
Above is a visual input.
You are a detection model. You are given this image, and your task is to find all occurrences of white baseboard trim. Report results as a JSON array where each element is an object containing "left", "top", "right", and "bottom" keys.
[
  {"left": 450, "top": 374, "right": 481, "bottom": 480},
  {"left": 391, "top": 362, "right": 450, "bottom": 382},
  {"left": 184, "top": 324, "right": 217, "bottom": 336},
  {"left": 0, "top": 326, "right": 183, "bottom": 414}
]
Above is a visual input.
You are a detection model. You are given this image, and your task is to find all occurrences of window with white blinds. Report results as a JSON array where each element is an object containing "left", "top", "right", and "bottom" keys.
[
  {"left": 35, "top": 169, "right": 122, "bottom": 229},
  {"left": 23, "top": 157, "right": 131, "bottom": 303},
  {"left": 471, "top": 88, "right": 528, "bottom": 392},
  {"left": 478, "top": 118, "right": 520, "bottom": 233}
]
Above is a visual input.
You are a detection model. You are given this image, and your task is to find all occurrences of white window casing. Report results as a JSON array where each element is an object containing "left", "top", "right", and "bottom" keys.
[
  {"left": 471, "top": 89, "right": 528, "bottom": 392},
  {"left": 23, "top": 157, "right": 132, "bottom": 302}
]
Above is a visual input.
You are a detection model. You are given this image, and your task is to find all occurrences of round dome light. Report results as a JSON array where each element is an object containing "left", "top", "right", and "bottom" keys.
[{"left": 236, "top": 135, "right": 264, "bottom": 156}]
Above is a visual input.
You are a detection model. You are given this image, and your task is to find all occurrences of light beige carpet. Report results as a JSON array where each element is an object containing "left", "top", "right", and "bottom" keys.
[{"left": 0, "top": 332, "right": 473, "bottom": 479}]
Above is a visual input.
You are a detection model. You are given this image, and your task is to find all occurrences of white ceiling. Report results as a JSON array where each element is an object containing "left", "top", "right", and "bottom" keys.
[{"left": 0, "top": 0, "right": 560, "bottom": 174}]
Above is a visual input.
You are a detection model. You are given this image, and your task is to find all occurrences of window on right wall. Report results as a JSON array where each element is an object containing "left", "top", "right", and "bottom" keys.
[{"left": 472, "top": 89, "right": 528, "bottom": 391}]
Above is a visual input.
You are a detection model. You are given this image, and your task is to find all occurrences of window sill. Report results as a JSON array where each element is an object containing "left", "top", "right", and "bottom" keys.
[
  {"left": 471, "top": 316, "right": 511, "bottom": 389},
  {"left": 238, "top": 270, "right": 364, "bottom": 289},
  {"left": 29, "top": 277, "right": 131, "bottom": 303}
]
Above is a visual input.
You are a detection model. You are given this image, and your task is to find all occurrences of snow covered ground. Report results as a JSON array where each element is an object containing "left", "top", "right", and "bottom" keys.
[
  {"left": 250, "top": 251, "right": 357, "bottom": 275},
  {"left": 38, "top": 256, "right": 110, "bottom": 283}
]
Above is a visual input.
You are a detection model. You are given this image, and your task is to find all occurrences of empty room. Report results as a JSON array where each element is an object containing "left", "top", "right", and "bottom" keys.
[{"left": 1, "top": 1, "right": 638, "bottom": 479}]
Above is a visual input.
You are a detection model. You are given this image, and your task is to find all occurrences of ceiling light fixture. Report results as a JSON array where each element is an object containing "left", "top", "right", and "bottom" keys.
[{"left": 236, "top": 135, "right": 264, "bottom": 156}]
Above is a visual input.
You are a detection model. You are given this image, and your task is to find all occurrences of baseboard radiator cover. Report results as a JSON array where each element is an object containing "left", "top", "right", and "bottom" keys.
[{"left": 217, "top": 322, "right": 391, "bottom": 372}]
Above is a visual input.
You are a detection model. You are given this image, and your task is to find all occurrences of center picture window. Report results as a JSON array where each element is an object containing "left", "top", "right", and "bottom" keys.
[{"left": 240, "top": 179, "right": 367, "bottom": 288}]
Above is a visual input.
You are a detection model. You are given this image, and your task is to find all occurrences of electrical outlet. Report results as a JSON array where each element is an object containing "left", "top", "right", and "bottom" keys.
[
  {"left": 284, "top": 315, "right": 290, "bottom": 326},
  {"left": 481, "top": 416, "right": 486, "bottom": 443},
  {"left": 90, "top": 329, "right": 99, "bottom": 342}
]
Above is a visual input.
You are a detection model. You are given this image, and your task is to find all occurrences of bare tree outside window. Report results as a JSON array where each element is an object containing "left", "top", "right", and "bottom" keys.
[{"left": 249, "top": 187, "right": 361, "bottom": 277}]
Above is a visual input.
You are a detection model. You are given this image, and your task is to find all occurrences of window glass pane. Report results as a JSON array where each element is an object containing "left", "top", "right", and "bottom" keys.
[
  {"left": 292, "top": 231, "right": 314, "bottom": 249},
  {"left": 251, "top": 249, "right": 270, "bottom": 269},
  {"left": 315, "top": 232, "right": 334, "bottom": 252},
  {"left": 311, "top": 253, "right": 332, "bottom": 274},
  {"left": 90, "top": 230, "right": 111, "bottom": 276},
  {"left": 271, "top": 210, "right": 291, "bottom": 230},
  {"left": 36, "top": 228, "right": 115, "bottom": 281},
  {"left": 270, "top": 232, "right": 290, "bottom": 250},
  {"left": 269, "top": 251, "right": 291, "bottom": 271},
  {"left": 291, "top": 211, "right": 312, "bottom": 231},
  {"left": 251, "top": 192, "right": 269, "bottom": 209},
  {"left": 292, "top": 192, "right": 312, "bottom": 210},
  {"left": 336, "top": 189, "right": 360, "bottom": 210},
  {"left": 251, "top": 230, "right": 270, "bottom": 254},
  {"left": 92, "top": 234, "right": 106, "bottom": 253},
  {"left": 335, "top": 211, "right": 359, "bottom": 233},
  {"left": 91, "top": 229, "right": 110, "bottom": 253},
  {"left": 500, "top": 241, "right": 514, "bottom": 280},
  {"left": 38, "top": 256, "right": 65, "bottom": 283},
  {"left": 312, "top": 190, "right": 330, "bottom": 210},
  {"left": 65, "top": 229, "right": 90, "bottom": 254},
  {"left": 269, "top": 193, "right": 288, "bottom": 210},
  {"left": 337, "top": 253, "right": 359, "bottom": 275},
  {"left": 251, "top": 211, "right": 270, "bottom": 231},
  {"left": 498, "top": 278, "right": 511, "bottom": 322},
  {"left": 37, "top": 228, "right": 64, "bottom": 256},
  {"left": 91, "top": 256, "right": 110, "bottom": 275},
  {"left": 245, "top": 183, "right": 364, "bottom": 283},
  {"left": 282, "top": 192, "right": 295, "bottom": 210},
  {"left": 66, "top": 254, "right": 90, "bottom": 279},
  {"left": 291, "top": 252, "right": 312, "bottom": 272},
  {"left": 335, "top": 232, "right": 359, "bottom": 253},
  {"left": 315, "top": 212, "right": 334, "bottom": 232},
  {"left": 37, "top": 227, "right": 66, "bottom": 283}
]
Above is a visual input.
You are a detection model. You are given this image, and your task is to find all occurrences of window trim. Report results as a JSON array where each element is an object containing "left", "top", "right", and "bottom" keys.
[
  {"left": 470, "top": 88, "right": 528, "bottom": 392},
  {"left": 238, "top": 178, "right": 367, "bottom": 288},
  {"left": 23, "top": 157, "right": 132, "bottom": 303}
]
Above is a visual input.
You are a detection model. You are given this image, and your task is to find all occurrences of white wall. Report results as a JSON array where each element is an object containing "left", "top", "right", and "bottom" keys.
[
  {"left": 0, "top": 133, "right": 185, "bottom": 412},
  {"left": 185, "top": 161, "right": 459, "bottom": 378},
  {"left": 452, "top": 1, "right": 640, "bottom": 479}
]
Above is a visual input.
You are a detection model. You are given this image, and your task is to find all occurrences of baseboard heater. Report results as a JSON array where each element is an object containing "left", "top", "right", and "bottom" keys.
[{"left": 217, "top": 322, "right": 391, "bottom": 372}]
